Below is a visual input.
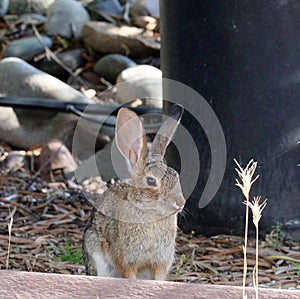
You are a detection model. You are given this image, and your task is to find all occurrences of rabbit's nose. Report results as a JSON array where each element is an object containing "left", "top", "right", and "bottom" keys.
[{"left": 175, "top": 195, "right": 186, "bottom": 210}]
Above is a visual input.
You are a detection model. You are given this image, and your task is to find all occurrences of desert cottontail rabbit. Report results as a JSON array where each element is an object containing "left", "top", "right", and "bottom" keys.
[{"left": 82, "top": 104, "right": 185, "bottom": 280}]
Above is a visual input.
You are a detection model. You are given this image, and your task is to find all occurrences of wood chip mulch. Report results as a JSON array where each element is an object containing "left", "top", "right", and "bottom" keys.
[{"left": 0, "top": 173, "right": 299, "bottom": 290}]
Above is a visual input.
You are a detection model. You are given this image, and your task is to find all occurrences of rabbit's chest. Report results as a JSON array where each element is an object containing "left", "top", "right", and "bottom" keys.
[{"left": 118, "top": 218, "right": 177, "bottom": 263}]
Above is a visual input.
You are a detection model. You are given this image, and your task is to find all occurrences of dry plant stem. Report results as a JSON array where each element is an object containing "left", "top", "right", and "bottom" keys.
[
  {"left": 243, "top": 201, "right": 249, "bottom": 298},
  {"left": 244, "top": 196, "right": 267, "bottom": 299},
  {"left": 31, "top": 25, "right": 87, "bottom": 88},
  {"left": 252, "top": 268, "right": 257, "bottom": 299},
  {"left": 255, "top": 225, "right": 259, "bottom": 299},
  {"left": 234, "top": 159, "right": 259, "bottom": 299},
  {"left": 6, "top": 206, "right": 16, "bottom": 269}
]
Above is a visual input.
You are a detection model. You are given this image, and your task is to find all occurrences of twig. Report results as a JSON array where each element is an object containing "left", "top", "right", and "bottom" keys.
[
  {"left": 6, "top": 206, "right": 17, "bottom": 270},
  {"left": 31, "top": 24, "right": 88, "bottom": 88},
  {"left": 123, "top": 0, "right": 133, "bottom": 24},
  {"left": 100, "top": 77, "right": 113, "bottom": 88}
]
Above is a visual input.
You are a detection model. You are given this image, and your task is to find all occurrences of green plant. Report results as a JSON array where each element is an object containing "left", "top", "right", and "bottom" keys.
[
  {"left": 268, "top": 255, "right": 300, "bottom": 276},
  {"left": 291, "top": 261, "right": 300, "bottom": 276},
  {"left": 268, "top": 223, "right": 285, "bottom": 250},
  {"left": 52, "top": 241, "right": 83, "bottom": 265},
  {"left": 175, "top": 254, "right": 187, "bottom": 276}
]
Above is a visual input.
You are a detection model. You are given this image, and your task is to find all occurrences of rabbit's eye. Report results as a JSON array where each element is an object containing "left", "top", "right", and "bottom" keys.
[{"left": 146, "top": 176, "right": 157, "bottom": 187}]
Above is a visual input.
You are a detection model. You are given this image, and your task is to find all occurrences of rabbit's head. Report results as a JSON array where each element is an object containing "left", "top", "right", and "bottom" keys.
[{"left": 115, "top": 104, "right": 185, "bottom": 217}]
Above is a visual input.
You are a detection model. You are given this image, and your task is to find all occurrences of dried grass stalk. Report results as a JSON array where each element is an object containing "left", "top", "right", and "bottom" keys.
[
  {"left": 244, "top": 196, "right": 267, "bottom": 299},
  {"left": 6, "top": 206, "right": 16, "bottom": 269},
  {"left": 235, "top": 159, "right": 259, "bottom": 299}
]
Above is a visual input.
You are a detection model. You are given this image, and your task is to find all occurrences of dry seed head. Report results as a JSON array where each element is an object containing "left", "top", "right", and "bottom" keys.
[
  {"left": 243, "top": 196, "right": 268, "bottom": 227},
  {"left": 234, "top": 159, "right": 259, "bottom": 199}
]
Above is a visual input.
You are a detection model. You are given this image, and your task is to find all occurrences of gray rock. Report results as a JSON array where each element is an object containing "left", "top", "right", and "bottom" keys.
[
  {"left": 75, "top": 140, "right": 127, "bottom": 181},
  {"left": 93, "top": 54, "right": 136, "bottom": 83},
  {"left": 8, "top": 0, "right": 55, "bottom": 15},
  {"left": 116, "top": 64, "right": 162, "bottom": 108},
  {"left": 0, "top": 57, "right": 93, "bottom": 149},
  {"left": 0, "top": 151, "right": 29, "bottom": 174},
  {"left": 37, "top": 48, "right": 86, "bottom": 81},
  {"left": 0, "top": 0, "right": 9, "bottom": 16},
  {"left": 38, "top": 139, "right": 78, "bottom": 178},
  {"left": 45, "top": 0, "right": 90, "bottom": 38},
  {"left": 54, "top": 48, "right": 85, "bottom": 70},
  {"left": 3, "top": 36, "right": 52, "bottom": 61},
  {"left": 81, "top": 22, "right": 160, "bottom": 58},
  {"left": 130, "top": 0, "right": 159, "bottom": 18},
  {"left": 88, "top": 0, "right": 122, "bottom": 15}
]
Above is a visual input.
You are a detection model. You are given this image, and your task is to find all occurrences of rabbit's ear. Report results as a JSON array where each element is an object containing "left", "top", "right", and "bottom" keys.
[
  {"left": 116, "top": 108, "right": 147, "bottom": 173},
  {"left": 150, "top": 104, "right": 184, "bottom": 157}
]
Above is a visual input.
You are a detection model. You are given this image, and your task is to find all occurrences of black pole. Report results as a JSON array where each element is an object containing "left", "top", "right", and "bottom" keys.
[{"left": 161, "top": 1, "right": 300, "bottom": 239}]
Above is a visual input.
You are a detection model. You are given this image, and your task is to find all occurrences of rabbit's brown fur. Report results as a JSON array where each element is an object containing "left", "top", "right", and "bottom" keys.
[{"left": 83, "top": 105, "right": 185, "bottom": 280}]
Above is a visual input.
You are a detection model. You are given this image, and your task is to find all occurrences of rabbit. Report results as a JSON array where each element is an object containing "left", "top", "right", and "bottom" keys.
[{"left": 82, "top": 104, "right": 185, "bottom": 280}]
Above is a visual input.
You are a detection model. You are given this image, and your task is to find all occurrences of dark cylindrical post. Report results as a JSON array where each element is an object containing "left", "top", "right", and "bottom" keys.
[{"left": 160, "top": 1, "right": 300, "bottom": 239}]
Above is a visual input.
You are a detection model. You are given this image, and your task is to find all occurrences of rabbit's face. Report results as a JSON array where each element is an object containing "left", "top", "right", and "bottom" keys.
[{"left": 130, "top": 156, "right": 185, "bottom": 216}]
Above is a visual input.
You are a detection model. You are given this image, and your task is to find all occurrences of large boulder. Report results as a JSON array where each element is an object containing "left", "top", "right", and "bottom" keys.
[{"left": 0, "top": 57, "right": 93, "bottom": 149}]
